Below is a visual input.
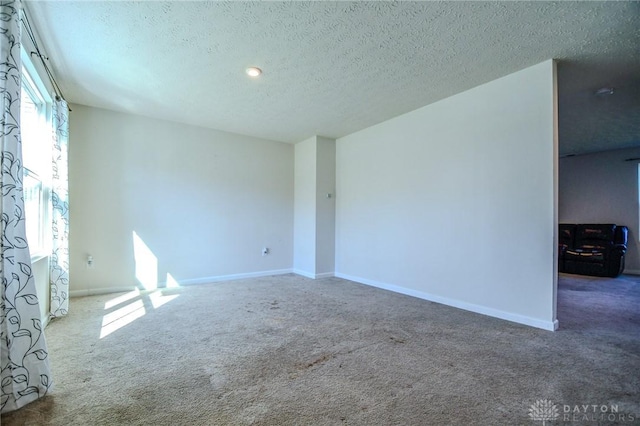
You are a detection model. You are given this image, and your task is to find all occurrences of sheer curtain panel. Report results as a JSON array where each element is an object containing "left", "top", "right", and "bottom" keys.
[
  {"left": 49, "top": 99, "right": 69, "bottom": 318},
  {"left": 0, "top": 0, "right": 52, "bottom": 413}
]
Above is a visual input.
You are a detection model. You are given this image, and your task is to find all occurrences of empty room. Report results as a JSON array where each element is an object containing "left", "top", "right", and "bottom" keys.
[{"left": 2, "top": 1, "right": 639, "bottom": 425}]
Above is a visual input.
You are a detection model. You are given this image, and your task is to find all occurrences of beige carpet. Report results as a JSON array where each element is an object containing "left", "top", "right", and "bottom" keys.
[{"left": 2, "top": 273, "right": 639, "bottom": 425}]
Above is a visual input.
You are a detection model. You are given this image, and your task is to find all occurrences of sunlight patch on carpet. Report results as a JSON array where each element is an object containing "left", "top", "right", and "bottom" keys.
[
  {"left": 100, "top": 288, "right": 181, "bottom": 339},
  {"left": 99, "top": 233, "right": 182, "bottom": 338},
  {"left": 100, "top": 299, "right": 146, "bottom": 338},
  {"left": 104, "top": 289, "right": 141, "bottom": 310},
  {"left": 150, "top": 291, "right": 179, "bottom": 309}
]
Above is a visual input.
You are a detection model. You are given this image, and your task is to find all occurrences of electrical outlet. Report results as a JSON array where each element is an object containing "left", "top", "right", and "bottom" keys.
[
  {"left": 87, "top": 255, "right": 94, "bottom": 269},
  {"left": 262, "top": 247, "right": 269, "bottom": 256}
]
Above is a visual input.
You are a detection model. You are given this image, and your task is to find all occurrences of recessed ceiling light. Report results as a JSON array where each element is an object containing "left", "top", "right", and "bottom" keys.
[{"left": 246, "top": 67, "right": 262, "bottom": 77}]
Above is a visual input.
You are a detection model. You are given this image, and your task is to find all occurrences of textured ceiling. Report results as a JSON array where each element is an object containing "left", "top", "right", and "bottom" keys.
[{"left": 24, "top": 1, "right": 640, "bottom": 155}]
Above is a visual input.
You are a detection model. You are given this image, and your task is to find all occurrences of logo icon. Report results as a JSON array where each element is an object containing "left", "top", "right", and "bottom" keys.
[{"left": 529, "top": 399, "right": 560, "bottom": 425}]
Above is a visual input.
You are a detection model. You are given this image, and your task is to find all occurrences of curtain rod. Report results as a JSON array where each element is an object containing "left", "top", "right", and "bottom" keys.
[{"left": 21, "top": 6, "right": 67, "bottom": 104}]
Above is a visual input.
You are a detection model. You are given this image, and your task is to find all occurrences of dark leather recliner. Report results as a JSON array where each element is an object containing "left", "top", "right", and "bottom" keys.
[{"left": 558, "top": 224, "right": 628, "bottom": 277}]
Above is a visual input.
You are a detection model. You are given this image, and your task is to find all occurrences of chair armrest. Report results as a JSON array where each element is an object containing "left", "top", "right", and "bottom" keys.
[
  {"left": 614, "top": 226, "right": 628, "bottom": 245},
  {"left": 613, "top": 244, "right": 627, "bottom": 253}
]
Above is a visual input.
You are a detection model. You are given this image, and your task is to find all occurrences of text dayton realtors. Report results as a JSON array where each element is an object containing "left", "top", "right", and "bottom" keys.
[{"left": 562, "top": 404, "right": 635, "bottom": 423}]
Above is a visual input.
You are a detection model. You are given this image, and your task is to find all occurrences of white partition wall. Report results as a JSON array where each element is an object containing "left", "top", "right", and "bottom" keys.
[
  {"left": 335, "top": 61, "right": 558, "bottom": 330},
  {"left": 294, "top": 136, "right": 336, "bottom": 278},
  {"left": 315, "top": 137, "right": 337, "bottom": 276},
  {"left": 294, "top": 137, "right": 318, "bottom": 276}
]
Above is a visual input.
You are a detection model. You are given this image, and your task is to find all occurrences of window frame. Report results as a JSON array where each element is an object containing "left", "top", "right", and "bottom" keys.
[{"left": 20, "top": 47, "right": 53, "bottom": 261}]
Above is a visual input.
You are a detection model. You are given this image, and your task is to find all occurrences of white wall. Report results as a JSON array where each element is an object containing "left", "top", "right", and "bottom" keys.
[
  {"left": 315, "top": 137, "right": 336, "bottom": 276},
  {"left": 336, "top": 60, "right": 558, "bottom": 330},
  {"left": 559, "top": 147, "right": 640, "bottom": 273},
  {"left": 293, "top": 137, "right": 317, "bottom": 275},
  {"left": 69, "top": 105, "right": 294, "bottom": 295},
  {"left": 293, "top": 136, "right": 336, "bottom": 278}
]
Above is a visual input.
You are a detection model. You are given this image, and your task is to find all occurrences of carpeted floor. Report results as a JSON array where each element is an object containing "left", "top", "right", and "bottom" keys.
[{"left": 2, "top": 273, "right": 639, "bottom": 425}]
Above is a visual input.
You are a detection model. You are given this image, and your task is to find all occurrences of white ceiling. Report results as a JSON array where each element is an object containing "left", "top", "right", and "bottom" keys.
[{"left": 25, "top": 1, "right": 640, "bottom": 155}]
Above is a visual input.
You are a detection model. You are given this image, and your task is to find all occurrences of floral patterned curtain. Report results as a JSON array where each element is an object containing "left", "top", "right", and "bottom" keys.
[
  {"left": 50, "top": 99, "right": 69, "bottom": 318},
  {"left": 0, "top": 0, "right": 52, "bottom": 413}
]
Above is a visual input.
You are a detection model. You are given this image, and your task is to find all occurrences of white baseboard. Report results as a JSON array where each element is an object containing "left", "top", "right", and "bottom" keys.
[
  {"left": 292, "top": 269, "right": 315, "bottom": 279},
  {"left": 70, "top": 286, "right": 137, "bottom": 298},
  {"left": 315, "top": 272, "right": 335, "bottom": 279},
  {"left": 623, "top": 269, "right": 640, "bottom": 276},
  {"left": 293, "top": 269, "right": 335, "bottom": 279},
  {"left": 174, "top": 268, "right": 293, "bottom": 286},
  {"left": 70, "top": 269, "right": 294, "bottom": 297},
  {"left": 335, "top": 272, "right": 558, "bottom": 331}
]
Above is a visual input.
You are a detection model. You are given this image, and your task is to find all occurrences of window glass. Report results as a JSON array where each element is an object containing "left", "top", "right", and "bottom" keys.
[
  {"left": 21, "top": 74, "right": 45, "bottom": 170},
  {"left": 20, "top": 61, "right": 51, "bottom": 257}
]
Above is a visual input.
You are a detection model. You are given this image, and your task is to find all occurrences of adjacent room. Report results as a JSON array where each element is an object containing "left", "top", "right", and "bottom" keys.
[{"left": 2, "top": 1, "right": 639, "bottom": 424}]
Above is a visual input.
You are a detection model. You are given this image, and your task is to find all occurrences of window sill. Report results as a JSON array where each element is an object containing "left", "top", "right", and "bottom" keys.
[{"left": 31, "top": 252, "right": 49, "bottom": 263}]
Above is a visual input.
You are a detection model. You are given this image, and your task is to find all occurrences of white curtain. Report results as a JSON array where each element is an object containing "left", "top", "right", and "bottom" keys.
[
  {"left": 50, "top": 99, "right": 69, "bottom": 317},
  {"left": 0, "top": 0, "right": 52, "bottom": 413}
]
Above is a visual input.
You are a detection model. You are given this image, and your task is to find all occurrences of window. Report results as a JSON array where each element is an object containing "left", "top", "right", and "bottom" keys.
[{"left": 20, "top": 50, "right": 52, "bottom": 258}]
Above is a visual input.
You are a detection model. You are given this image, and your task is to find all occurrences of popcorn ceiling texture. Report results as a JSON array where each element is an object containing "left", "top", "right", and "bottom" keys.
[{"left": 26, "top": 1, "right": 640, "bottom": 155}]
